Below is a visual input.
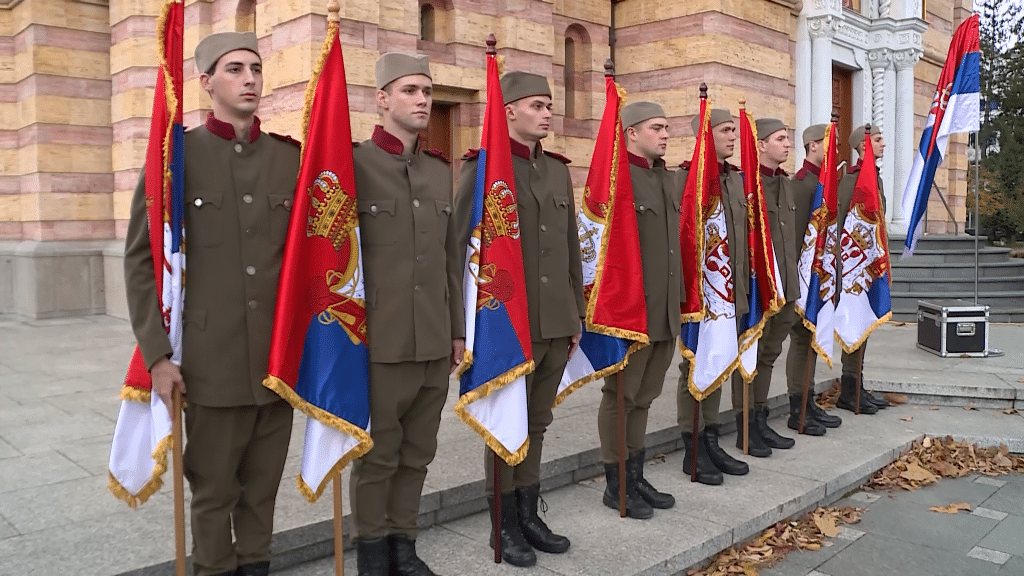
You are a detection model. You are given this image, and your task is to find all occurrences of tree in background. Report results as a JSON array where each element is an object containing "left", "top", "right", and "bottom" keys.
[{"left": 977, "top": 0, "right": 1024, "bottom": 241}]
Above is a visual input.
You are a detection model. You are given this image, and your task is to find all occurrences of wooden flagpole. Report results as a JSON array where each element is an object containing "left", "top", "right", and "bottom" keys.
[
  {"left": 333, "top": 476, "right": 345, "bottom": 576},
  {"left": 799, "top": 340, "right": 813, "bottom": 434},
  {"left": 616, "top": 371, "right": 627, "bottom": 516},
  {"left": 492, "top": 452, "right": 502, "bottom": 563},
  {"left": 171, "top": 388, "right": 186, "bottom": 576}
]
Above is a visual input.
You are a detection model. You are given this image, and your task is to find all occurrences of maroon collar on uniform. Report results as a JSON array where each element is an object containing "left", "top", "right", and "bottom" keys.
[
  {"left": 627, "top": 151, "right": 651, "bottom": 169},
  {"left": 509, "top": 138, "right": 537, "bottom": 160},
  {"left": 798, "top": 159, "right": 821, "bottom": 178},
  {"left": 847, "top": 160, "right": 863, "bottom": 174},
  {"left": 759, "top": 164, "right": 787, "bottom": 177},
  {"left": 373, "top": 125, "right": 417, "bottom": 156},
  {"left": 205, "top": 113, "right": 261, "bottom": 143}
]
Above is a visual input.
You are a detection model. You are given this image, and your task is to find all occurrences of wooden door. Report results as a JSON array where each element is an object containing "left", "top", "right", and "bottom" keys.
[
  {"left": 421, "top": 102, "right": 455, "bottom": 188},
  {"left": 832, "top": 65, "right": 854, "bottom": 168}
]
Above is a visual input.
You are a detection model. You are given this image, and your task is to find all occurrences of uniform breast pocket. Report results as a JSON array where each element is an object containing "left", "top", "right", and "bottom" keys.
[
  {"left": 433, "top": 199, "right": 452, "bottom": 244},
  {"left": 552, "top": 195, "right": 571, "bottom": 233},
  {"left": 357, "top": 199, "right": 397, "bottom": 245},
  {"left": 268, "top": 193, "right": 294, "bottom": 245},
  {"left": 672, "top": 197, "right": 681, "bottom": 215},
  {"left": 187, "top": 192, "right": 224, "bottom": 247},
  {"left": 635, "top": 202, "right": 660, "bottom": 219}
]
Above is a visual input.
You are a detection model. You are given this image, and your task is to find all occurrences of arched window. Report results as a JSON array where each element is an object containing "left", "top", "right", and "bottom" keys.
[
  {"left": 420, "top": 4, "right": 436, "bottom": 42},
  {"left": 235, "top": 0, "right": 256, "bottom": 32},
  {"left": 564, "top": 37, "right": 576, "bottom": 118}
]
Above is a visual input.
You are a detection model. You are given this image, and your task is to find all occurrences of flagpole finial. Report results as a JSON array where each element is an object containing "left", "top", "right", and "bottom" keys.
[
  {"left": 738, "top": 96, "right": 746, "bottom": 108},
  {"left": 327, "top": 0, "right": 340, "bottom": 23},
  {"left": 831, "top": 108, "right": 840, "bottom": 124},
  {"left": 604, "top": 58, "right": 614, "bottom": 78},
  {"left": 486, "top": 33, "right": 496, "bottom": 55},
  {"left": 864, "top": 123, "right": 871, "bottom": 132},
  {"left": 699, "top": 82, "right": 708, "bottom": 100}
]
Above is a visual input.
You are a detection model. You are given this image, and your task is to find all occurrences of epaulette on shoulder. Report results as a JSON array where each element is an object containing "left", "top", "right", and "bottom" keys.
[
  {"left": 462, "top": 148, "right": 481, "bottom": 161},
  {"left": 269, "top": 132, "right": 301, "bottom": 147},
  {"left": 679, "top": 160, "right": 692, "bottom": 170},
  {"left": 543, "top": 150, "right": 572, "bottom": 164},
  {"left": 423, "top": 148, "right": 451, "bottom": 164},
  {"left": 794, "top": 167, "right": 809, "bottom": 180}
]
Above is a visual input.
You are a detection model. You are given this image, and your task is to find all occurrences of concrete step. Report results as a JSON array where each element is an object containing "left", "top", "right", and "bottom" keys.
[
  {"left": 891, "top": 260, "right": 1024, "bottom": 279},
  {"left": 893, "top": 276, "right": 1024, "bottom": 293},
  {"left": 865, "top": 370, "right": 1018, "bottom": 409},
  {"left": 891, "top": 290, "right": 1024, "bottom": 313},
  {"left": 892, "top": 310, "right": 1024, "bottom": 323},
  {"left": 892, "top": 247, "right": 1014, "bottom": 265},
  {"left": 888, "top": 234, "right": 993, "bottom": 252}
]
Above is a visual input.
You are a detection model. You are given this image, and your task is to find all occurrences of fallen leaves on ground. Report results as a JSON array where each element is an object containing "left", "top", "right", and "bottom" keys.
[
  {"left": 901, "top": 416, "right": 914, "bottom": 422},
  {"left": 816, "top": 380, "right": 841, "bottom": 410},
  {"left": 1005, "top": 407, "right": 1020, "bottom": 415},
  {"left": 964, "top": 405, "right": 978, "bottom": 411},
  {"left": 930, "top": 405, "right": 940, "bottom": 410},
  {"left": 884, "top": 393, "right": 907, "bottom": 405},
  {"left": 865, "top": 436, "right": 1024, "bottom": 492},
  {"left": 929, "top": 501, "right": 971, "bottom": 514},
  {"left": 687, "top": 507, "right": 861, "bottom": 576}
]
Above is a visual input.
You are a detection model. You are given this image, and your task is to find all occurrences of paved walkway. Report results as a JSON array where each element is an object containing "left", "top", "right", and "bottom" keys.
[
  {"left": 760, "top": 473, "right": 1024, "bottom": 576},
  {"left": 0, "top": 316, "right": 1020, "bottom": 575}
]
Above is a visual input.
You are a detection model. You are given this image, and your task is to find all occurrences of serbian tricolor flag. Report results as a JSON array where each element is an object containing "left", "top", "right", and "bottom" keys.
[
  {"left": 795, "top": 122, "right": 840, "bottom": 367},
  {"left": 453, "top": 47, "right": 533, "bottom": 465},
  {"left": 679, "top": 98, "right": 740, "bottom": 400},
  {"left": 263, "top": 19, "right": 372, "bottom": 502},
  {"left": 108, "top": 0, "right": 183, "bottom": 508},
  {"left": 835, "top": 132, "right": 892, "bottom": 351},
  {"left": 901, "top": 14, "right": 979, "bottom": 257},
  {"left": 557, "top": 74, "right": 648, "bottom": 405},
  {"left": 736, "top": 106, "right": 785, "bottom": 382}
]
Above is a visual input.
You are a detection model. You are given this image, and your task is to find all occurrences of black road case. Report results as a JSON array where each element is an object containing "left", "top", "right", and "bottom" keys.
[{"left": 916, "top": 299, "right": 989, "bottom": 357}]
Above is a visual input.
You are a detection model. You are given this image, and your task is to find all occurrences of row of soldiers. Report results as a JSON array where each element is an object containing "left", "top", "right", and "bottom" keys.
[{"left": 124, "top": 32, "right": 888, "bottom": 576}]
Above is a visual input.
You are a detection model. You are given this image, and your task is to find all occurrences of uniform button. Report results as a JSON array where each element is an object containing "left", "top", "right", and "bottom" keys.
[
  {"left": 413, "top": 199, "right": 420, "bottom": 208},
  {"left": 234, "top": 143, "right": 243, "bottom": 153},
  {"left": 284, "top": 199, "right": 292, "bottom": 208},
  {"left": 540, "top": 224, "right": 547, "bottom": 232},
  {"left": 246, "top": 227, "right": 255, "bottom": 237},
  {"left": 243, "top": 194, "right": 253, "bottom": 204},
  {"left": 370, "top": 204, "right": 378, "bottom": 214},
  {"left": 416, "top": 255, "right": 424, "bottom": 263},
  {"left": 532, "top": 162, "right": 537, "bottom": 169},
  {"left": 407, "top": 159, "right": 413, "bottom": 165},
  {"left": 540, "top": 275, "right": 548, "bottom": 284},
  {"left": 638, "top": 205, "right": 645, "bottom": 211},
  {"left": 669, "top": 248, "right": 675, "bottom": 255},
  {"left": 246, "top": 266, "right": 256, "bottom": 276},
  {"left": 194, "top": 198, "right": 203, "bottom": 207},
  {"left": 248, "top": 300, "right": 258, "bottom": 310},
  {"left": 414, "top": 284, "right": 421, "bottom": 291}
]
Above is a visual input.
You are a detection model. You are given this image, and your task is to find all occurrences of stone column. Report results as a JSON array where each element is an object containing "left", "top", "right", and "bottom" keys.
[
  {"left": 891, "top": 48, "right": 922, "bottom": 233},
  {"left": 867, "top": 48, "right": 895, "bottom": 223},
  {"left": 795, "top": 14, "right": 812, "bottom": 166},
  {"left": 807, "top": 15, "right": 838, "bottom": 125}
]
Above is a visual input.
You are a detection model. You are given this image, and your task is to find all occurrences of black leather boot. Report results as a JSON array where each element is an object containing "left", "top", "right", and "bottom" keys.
[
  {"left": 703, "top": 424, "right": 749, "bottom": 475},
  {"left": 356, "top": 537, "right": 389, "bottom": 576},
  {"left": 734, "top": 410, "right": 772, "bottom": 457},
  {"left": 515, "top": 484, "right": 570, "bottom": 553},
  {"left": 787, "top": 394, "right": 826, "bottom": 435},
  {"left": 603, "top": 461, "right": 653, "bottom": 519},
  {"left": 631, "top": 449, "right": 675, "bottom": 509},
  {"left": 487, "top": 493, "right": 536, "bottom": 567},
  {"left": 755, "top": 406, "right": 795, "bottom": 449},
  {"left": 864, "top": 388, "right": 889, "bottom": 409},
  {"left": 236, "top": 562, "right": 270, "bottom": 576},
  {"left": 806, "top": 396, "right": 842, "bottom": 428},
  {"left": 388, "top": 534, "right": 439, "bottom": 576},
  {"left": 836, "top": 375, "right": 878, "bottom": 414},
  {"left": 682, "top": 432, "right": 723, "bottom": 485}
]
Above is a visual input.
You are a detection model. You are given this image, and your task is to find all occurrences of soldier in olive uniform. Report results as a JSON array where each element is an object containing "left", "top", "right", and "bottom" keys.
[
  {"left": 729, "top": 118, "right": 801, "bottom": 457},
  {"left": 455, "top": 71, "right": 584, "bottom": 568},
  {"left": 834, "top": 124, "right": 888, "bottom": 415},
  {"left": 596, "top": 101, "right": 682, "bottom": 519},
  {"left": 786, "top": 123, "right": 844, "bottom": 434},
  {"left": 676, "top": 109, "right": 751, "bottom": 486},
  {"left": 124, "top": 33, "right": 298, "bottom": 576},
  {"left": 348, "top": 53, "right": 465, "bottom": 576}
]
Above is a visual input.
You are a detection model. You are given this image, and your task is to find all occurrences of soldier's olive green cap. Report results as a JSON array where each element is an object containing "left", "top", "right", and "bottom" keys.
[
  {"left": 621, "top": 101, "right": 666, "bottom": 130},
  {"left": 690, "top": 108, "right": 734, "bottom": 135},
  {"left": 195, "top": 32, "right": 260, "bottom": 75},
  {"left": 802, "top": 123, "right": 827, "bottom": 146},
  {"left": 849, "top": 123, "right": 881, "bottom": 148},
  {"left": 375, "top": 53, "right": 432, "bottom": 90},
  {"left": 500, "top": 71, "right": 551, "bottom": 105},
  {"left": 755, "top": 118, "right": 787, "bottom": 141}
]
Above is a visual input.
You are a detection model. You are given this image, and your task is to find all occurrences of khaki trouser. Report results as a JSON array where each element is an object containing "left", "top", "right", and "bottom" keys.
[
  {"left": 732, "top": 302, "right": 797, "bottom": 409},
  {"left": 676, "top": 364, "right": 723, "bottom": 433},
  {"left": 786, "top": 321, "right": 816, "bottom": 396},
  {"left": 598, "top": 339, "right": 675, "bottom": 463},
  {"left": 841, "top": 339, "right": 868, "bottom": 379},
  {"left": 184, "top": 400, "right": 293, "bottom": 576},
  {"left": 351, "top": 358, "right": 449, "bottom": 539},
  {"left": 485, "top": 337, "right": 571, "bottom": 493}
]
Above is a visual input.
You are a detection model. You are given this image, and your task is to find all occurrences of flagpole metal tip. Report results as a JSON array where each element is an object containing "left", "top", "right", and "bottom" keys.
[
  {"left": 864, "top": 123, "right": 871, "bottom": 131},
  {"left": 738, "top": 96, "right": 746, "bottom": 108},
  {"left": 604, "top": 58, "right": 614, "bottom": 78},
  {"left": 327, "top": 0, "right": 340, "bottom": 22},
  {"left": 699, "top": 82, "right": 708, "bottom": 100},
  {"left": 486, "top": 33, "right": 497, "bottom": 55}
]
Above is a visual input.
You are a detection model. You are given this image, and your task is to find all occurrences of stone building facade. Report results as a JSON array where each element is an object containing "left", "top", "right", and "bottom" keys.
[{"left": 0, "top": 0, "right": 973, "bottom": 318}]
